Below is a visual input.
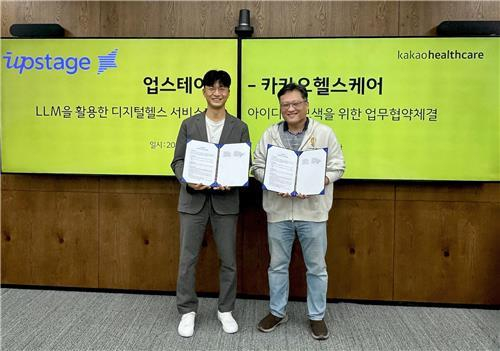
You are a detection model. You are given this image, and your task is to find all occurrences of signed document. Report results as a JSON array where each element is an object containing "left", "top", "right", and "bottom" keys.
[
  {"left": 216, "top": 143, "right": 251, "bottom": 187},
  {"left": 263, "top": 145, "right": 327, "bottom": 196},
  {"left": 182, "top": 140, "right": 250, "bottom": 187}
]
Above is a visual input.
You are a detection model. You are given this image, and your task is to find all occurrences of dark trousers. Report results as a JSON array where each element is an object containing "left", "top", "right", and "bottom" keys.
[{"left": 176, "top": 198, "right": 238, "bottom": 314}]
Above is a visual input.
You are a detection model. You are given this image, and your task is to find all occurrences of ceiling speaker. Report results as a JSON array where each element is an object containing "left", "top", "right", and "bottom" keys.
[
  {"left": 437, "top": 21, "right": 500, "bottom": 36},
  {"left": 10, "top": 24, "right": 65, "bottom": 38}
]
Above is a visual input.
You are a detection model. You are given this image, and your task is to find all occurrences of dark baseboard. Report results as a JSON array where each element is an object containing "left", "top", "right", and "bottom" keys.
[{"left": 2, "top": 284, "right": 498, "bottom": 310}]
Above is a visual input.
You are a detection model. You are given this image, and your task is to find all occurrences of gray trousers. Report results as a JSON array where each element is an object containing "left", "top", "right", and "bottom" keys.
[{"left": 176, "top": 197, "right": 238, "bottom": 315}]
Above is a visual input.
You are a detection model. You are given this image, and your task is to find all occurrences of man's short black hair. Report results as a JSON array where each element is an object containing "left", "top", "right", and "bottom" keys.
[
  {"left": 277, "top": 83, "right": 308, "bottom": 101},
  {"left": 202, "top": 70, "right": 231, "bottom": 88}
]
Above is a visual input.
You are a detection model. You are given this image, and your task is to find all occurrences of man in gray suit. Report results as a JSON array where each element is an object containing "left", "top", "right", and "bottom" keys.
[{"left": 171, "top": 70, "right": 250, "bottom": 338}]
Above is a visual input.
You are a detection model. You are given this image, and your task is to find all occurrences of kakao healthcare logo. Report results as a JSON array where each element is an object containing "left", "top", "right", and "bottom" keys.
[{"left": 2, "top": 48, "right": 119, "bottom": 75}]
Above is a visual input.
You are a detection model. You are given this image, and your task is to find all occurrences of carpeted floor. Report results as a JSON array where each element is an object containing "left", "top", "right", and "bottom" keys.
[{"left": 1, "top": 288, "right": 498, "bottom": 350}]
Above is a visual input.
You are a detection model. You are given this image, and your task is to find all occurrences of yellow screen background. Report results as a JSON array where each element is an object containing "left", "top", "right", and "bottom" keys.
[
  {"left": 1, "top": 39, "right": 238, "bottom": 175},
  {"left": 242, "top": 38, "right": 499, "bottom": 181}
]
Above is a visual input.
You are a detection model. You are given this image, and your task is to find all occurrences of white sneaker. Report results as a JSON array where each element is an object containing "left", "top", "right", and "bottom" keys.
[
  {"left": 178, "top": 312, "right": 196, "bottom": 337},
  {"left": 217, "top": 311, "right": 238, "bottom": 334}
]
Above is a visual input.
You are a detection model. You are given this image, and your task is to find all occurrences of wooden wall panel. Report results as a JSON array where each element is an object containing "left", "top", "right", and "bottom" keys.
[
  {"left": 323, "top": 1, "right": 399, "bottom": 37},
  {"left": 396, "top": 182, "right": 500, "bottom": 203},
  {"left": 394, "top": 201, "right": 500, "bottom": 304},
  {"left": 334, "top": 181, "right": 394, "bottom": 200},
  {"left": 239, "top": 1, "right": 399, "bottom": 37},
  {"left": 30, "top": 191, "right": 99, "bottom": 287},
  {"left": 1, "top": 0, "right": 25, "bottom": 37},
  {"left": 239, "top": 183, "right": 269, "bottom": 296},
  {"left": 400, "top": 1, "right": 500, "bottom": 36},
  {"left": 98, "top": 192, "right": 179, "bottom": 291},
  {"left": 98, "top": 1, "right": 242, "bottom": 38},
  {"left": 160, "top": 1, "right": 240, "bottom": 38},
  {"left": 2, "top": 0, "right": 401, "bottom": 38},
  {"left": 3, "top": 1, "right": 499, "bottom": 38},
  {"left": 1, "top": 190, "right": 99, "bottom": 287},
  {"left": 99, "top": 176, "right": 178, "bottom": 195},
  {"left": 328, "top": 199, "right": 394, "bottom": 300},
  {"left": 2, "top": 174, "right": 99, "bottom": 193},
  {"left": 2, "top": 190, "right": 35, "bottom": 284},
  {"left": 100, "top": 1, "right": 161, "bottom": 37}
]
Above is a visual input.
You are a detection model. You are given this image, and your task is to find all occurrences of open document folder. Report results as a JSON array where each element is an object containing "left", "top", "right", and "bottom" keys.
[
  {"left": 181, "top": 139, "right": 251, "bottom": 187},
  {"left": 263, "top": 145, "right": 327, "bottom": 196}
]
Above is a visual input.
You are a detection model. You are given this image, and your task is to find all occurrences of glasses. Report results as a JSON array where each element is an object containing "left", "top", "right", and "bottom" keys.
[
  {"left": 205, "top": 86, "right": 229, "bottom": 94},
  {"left": 280, "top": 100, "right": 307, "bottom": 110}
]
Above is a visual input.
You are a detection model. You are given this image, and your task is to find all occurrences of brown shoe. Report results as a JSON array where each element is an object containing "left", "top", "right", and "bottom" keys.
[
  {"left": 310, "top": 319, "right": 329, "bottom": 340},
  {"left": 257, "top": 313, "right": 288, "bottom": 332}
]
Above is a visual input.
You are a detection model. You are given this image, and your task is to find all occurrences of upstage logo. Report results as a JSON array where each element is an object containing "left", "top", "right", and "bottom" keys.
[
  {"left": 97, "top": 49, "right": 118, "bottom": 75},
  {"left": 2, "top": 49, "right": 119, "bottom": 75}
]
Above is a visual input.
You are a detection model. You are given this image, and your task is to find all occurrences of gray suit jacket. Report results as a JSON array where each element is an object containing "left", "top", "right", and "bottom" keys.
[{"left": 171, "top": 112, "right": 250, "bottom": 215}]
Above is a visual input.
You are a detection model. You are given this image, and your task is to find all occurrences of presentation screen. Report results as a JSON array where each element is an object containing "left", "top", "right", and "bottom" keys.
[
  {"left": 241, "top": 38, "right": 499, "bottom": 181},
  {"left": 1, "top": 38, "right": 238, "bottom": 175}
]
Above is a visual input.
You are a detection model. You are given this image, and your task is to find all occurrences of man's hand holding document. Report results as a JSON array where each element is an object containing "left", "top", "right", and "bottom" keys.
[
  {"left": 262, "top": 145, "right": 327, "bottom": 197},
  {"left": 182, "top": 139, "right": 251, "bottom": 187}
]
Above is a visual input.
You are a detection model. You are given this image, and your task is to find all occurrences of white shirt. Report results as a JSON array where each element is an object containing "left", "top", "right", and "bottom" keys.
[{"left": 205, "top": 116, "right": 225, "bottom": 144}]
